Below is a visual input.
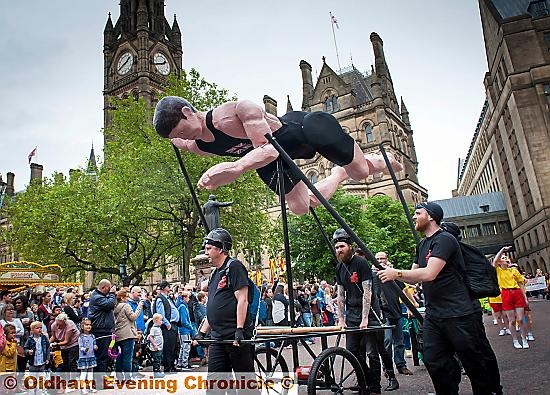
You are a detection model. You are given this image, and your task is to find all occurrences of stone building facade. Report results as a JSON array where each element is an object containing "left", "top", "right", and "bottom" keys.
[
  {"left": 458, "top": 0, "right": 550, "bottom": 274},
  {"left": 264, "top": 33, "right": 427, "bottom": 205}
]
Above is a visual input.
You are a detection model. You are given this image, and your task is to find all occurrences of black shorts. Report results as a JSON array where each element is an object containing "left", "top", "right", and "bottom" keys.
[{"left": 256, "top": 111, "right": 355, "bottom": 193}]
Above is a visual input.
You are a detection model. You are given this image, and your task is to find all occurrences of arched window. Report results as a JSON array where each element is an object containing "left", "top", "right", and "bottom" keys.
[
  {"left": 365, "top": 123, "right": 374, "bottom": 143},
  {"left": 324, "top": 97, "right": 332, "bottom": 113},
  {"left": 332, "top": 95, "right": 339, "bottom": 112}
]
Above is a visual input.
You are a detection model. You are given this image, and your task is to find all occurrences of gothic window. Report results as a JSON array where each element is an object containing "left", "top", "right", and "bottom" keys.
[
  {"left": 365, "top": 123, "right": 374, "bottom": 143},
  {"left": 324, "top": 97, "right": 332, "bottom": 113},
  {"left": 529, "top": 0, "right": 549, "bottom": 18},
  {"left": 308, "top": 172, "right": 318, "bottom": 184},
  {"left": 332, "top": 95, "right": 339, "bottom": 112}
]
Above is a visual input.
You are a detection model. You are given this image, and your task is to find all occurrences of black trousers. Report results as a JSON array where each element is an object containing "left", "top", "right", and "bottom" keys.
[
  {"left": 345, "top": 320, "right": 370, "bottom": 388},
  {"left": 366, "top": 329, "right": 396, "bottom": 392},
  {"left": 93, "top": 333, "right": 111, "bottom": 374},
  {"left": 423, "top": 313, "right": 493, "bottom": 395},
  {"left": 161, "top": 325, "right": 178, "bottom": 371},
  {"left": 206, "top": 342, "right": 258, "bottom": 394},
  {"left": 474, "top": 311, "right": 502, "bottom": 395}
]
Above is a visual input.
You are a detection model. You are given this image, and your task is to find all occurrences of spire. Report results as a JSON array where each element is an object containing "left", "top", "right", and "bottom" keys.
[
  {"left": 172, "top": 14, "right": 181, "bottom": 33},
  {"left": 104, "top": 12, "right": 114, "bottom": 45},
  {"left": 137, "top": 0, "right": 148, "bottom": 30},
  {"left": 171, "top": 14, "right": 182, "bottom": 46},
  {"left": 400, "top": 97, "right": 410, "bottom": 126},
  {"left": 286, "top": 95, "right": 294, "bottom": 113},
  {"left": 370, "top": 32, "right": 390, "bottom": 79},
  {"left": 299, "top": 60, "right": 314, "bottom": 111},
  {"left": 87, "top": 144, "right": 98, "bottom": 174}
]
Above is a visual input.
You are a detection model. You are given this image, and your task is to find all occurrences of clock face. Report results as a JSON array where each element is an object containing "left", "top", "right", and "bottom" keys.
[
  {"left": 117, "top": 52, "right": 133, "bottom": 75},
  {"left": 154, "top": 53, "right": 170, "bottom": 75}
]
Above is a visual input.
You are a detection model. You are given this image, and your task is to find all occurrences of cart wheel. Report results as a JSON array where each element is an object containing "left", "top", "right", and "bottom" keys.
[
  {"left": 307, "top": 347, "right": 366, "bottom": 395},
  {"left": 255, "top": 347, "right": 290, "bottom": 394}
]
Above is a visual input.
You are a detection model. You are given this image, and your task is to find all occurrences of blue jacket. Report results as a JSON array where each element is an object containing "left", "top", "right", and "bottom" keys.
[
  {"left": 88, "top": 289, "right": 116, "bottom": 334},
  {"left": 177, "top": 302, "right": 195, "bottom": 336},
  {"left": 128, "top": 298, "right": 145, "bottom": 332},
  {"left": 24, "top": 334, "right": 50, "bottom": 367}
]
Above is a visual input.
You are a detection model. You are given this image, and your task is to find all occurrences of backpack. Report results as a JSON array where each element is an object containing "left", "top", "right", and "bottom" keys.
[
  {"left": 219, "top": 258, "right": 262, "bottom": 326},
  {"left": 458, "top": 242, "right": 501, "bottom": 299}
]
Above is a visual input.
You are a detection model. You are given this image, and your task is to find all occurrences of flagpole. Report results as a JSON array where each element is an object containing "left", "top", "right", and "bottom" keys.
[{"left": 330, "top": 12, "right": 342, "bottom": 71}]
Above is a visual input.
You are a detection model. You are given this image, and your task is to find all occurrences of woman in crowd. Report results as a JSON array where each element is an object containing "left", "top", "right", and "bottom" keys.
[
  {"left": 12, "top": 295, "right": 34, "bottom": 372},
  {"left": 63, "top": 292, "right": 83, "bottom": 328},
  {"left": 493, "top": 246, "right": 530, "bottom": 349},
  {"left": 50, "top": 313, "right": 81, "bottom": 375},
  {"left": 0, "top": 303, "right": 25, "bottom": 345},
  {"left": 114, "top": 289, "right": 143, "bottom": 379},
  {"left": 271, "top": 283, "right": 289, "bottom": 327},
  {"left": 37, "top": 292, "right": 54, "bottom": 334},
  {"left": 263, "top": 287, "right": 274, "bottom": 326}
]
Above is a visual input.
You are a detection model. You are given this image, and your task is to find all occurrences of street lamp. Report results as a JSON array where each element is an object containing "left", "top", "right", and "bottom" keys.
[{"left": 119, "top": 253, "right": 129, "bottom": 287}]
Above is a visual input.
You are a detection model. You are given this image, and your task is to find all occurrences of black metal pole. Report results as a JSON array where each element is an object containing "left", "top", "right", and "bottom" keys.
[
  {"left": 265, "top": 134, "right": 423, "bottom": 323},
  {"left": 276, "top": 157, "right": 299, "bottom": 370},
  {"left": 171, "top": 144, "right": 210, "bottom": 233},
  {"left": 309, "top": 208, "right": 338, "bottom": 262},
  {"left": 378, "top": 144, "right": 421, "bottom": 245}
]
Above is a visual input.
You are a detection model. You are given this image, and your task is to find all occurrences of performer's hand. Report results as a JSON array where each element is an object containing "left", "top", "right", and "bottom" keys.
[
  {"left": 360, "top": 318, "right": 369, "bottom": 329},
  {"left": 171, "top": 138, "right": 194, "bottom": 151},
  {"left": 233, "top": 328, "right": 244, "bottom": 347},
  {"left": 198, "top": 162, "right": 240, "bottom": 190},
  {"left": 377, "top": 268, "right": 398, "bottom": 283},
  {"left": 338, "top": 318, "right": 347, "bottom": 329}
]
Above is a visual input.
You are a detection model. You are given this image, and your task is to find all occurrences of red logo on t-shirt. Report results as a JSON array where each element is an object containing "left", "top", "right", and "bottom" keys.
[
  {"left": 218, "top": 275, "right": 227, "bottom": 289},
  {"left": 426, "top": 249, "right": 432, "bottom": 264},
  {"left": 350, "top": 272, "right": 359, "bottom": 283}
]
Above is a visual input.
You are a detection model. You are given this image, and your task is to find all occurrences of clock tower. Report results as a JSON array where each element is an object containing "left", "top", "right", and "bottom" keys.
[{"left": 103, "top": 0, "right": 182, "bottom": 138}]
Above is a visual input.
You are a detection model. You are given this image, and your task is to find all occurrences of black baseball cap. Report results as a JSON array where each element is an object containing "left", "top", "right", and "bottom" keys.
[{"left": 415, "top": 202, "right": 444, "bottom": 224}]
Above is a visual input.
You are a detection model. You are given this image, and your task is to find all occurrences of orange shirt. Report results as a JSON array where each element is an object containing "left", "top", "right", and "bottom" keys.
[
  {"left": 0, "top": 340, "right": 17, "bottom": 372},
  {"left": 488, "top": 293, "right": 502, "bottom": 304},
  {"left": 496, "top": 266, "right": 524, "bottom": 289}
]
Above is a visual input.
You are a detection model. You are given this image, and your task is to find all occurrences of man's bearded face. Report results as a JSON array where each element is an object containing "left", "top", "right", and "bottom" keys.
[{"left": 335, "top": 241, "right": 353, "bottom": 263}]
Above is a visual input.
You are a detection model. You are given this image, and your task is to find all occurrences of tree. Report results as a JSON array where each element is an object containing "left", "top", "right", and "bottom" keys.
[
  {"left": 7, "top": 69, "right": 275, "bottom": 285},
  {"left": 287, "top": 191, "right": 416, "bottom": 282}
]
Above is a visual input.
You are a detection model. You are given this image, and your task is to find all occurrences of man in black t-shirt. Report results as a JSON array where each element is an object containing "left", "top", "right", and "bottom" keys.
[
  {"left": 194, "top": 228, "right": 258, "bottom": 394},
  {"left": 377, "top": 202, "right": 492, "bottom": 395},
  {"left": 334, "top": 229, "right": 380, "bottom": 393}
]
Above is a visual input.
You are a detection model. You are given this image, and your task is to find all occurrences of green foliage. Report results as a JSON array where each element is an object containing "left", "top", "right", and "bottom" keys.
[
  {"left": 7, "top": 69, "right": 275, "bottom": 285},
  {"left": 288, "top": 191, "right": 416, "bottom": 281}
]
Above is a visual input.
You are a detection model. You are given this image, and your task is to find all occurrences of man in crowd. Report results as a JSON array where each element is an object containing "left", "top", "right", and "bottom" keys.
[
  {"left": 128, "top": 286, "right": 146, "bottom": 334},
  {"left": 374, "top": 251, "right": 413, "bottom": 376},
  {"left": 88, "top": 279, "right": 116, "bottom": 381},
  {"left": 377, "top": 202, "right": 493, "bottom": 394},
  {"left": 194, "top": 228, "right": 258, "bottom": 393},
  {"left": 154, "top": 280, "right": 180, "bottom": 373}
]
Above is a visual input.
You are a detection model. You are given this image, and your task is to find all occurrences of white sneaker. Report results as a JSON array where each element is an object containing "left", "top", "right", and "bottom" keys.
[
  {"left": 498, "top": 329, "right": 506, "bottom": 336},
  {"left": 513, "top": 339, "right": 522, "bottom": 349},
  {"left": 522, "top": 338, "right": 529, "bottom": 349},
  {"left": 493, "top": 318, "right": 498, "bottom": 325},
  {"left": 505, "top": 328, "right": 512, "bottom": 335},
  {"left": 527, "top": 333, "right": 535, "bottom": 341}
]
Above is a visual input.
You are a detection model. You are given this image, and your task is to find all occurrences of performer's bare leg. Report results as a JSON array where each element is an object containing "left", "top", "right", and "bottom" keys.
[
  {"left": 308, "top": 148, "right": 403, "bottom": 207},
  {"left": 285, "top": 181, "right": 311, "bottom": 215}
]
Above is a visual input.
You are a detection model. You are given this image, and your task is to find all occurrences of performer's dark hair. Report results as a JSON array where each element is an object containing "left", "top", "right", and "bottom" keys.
[{"left": 153, "top": 96, "right": 197, "bottom": 138}]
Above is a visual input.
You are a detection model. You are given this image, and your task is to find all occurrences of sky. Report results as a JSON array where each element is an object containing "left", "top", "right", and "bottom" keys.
[{"left": 0, "top": 0, "right": 488, "bottom": 199}]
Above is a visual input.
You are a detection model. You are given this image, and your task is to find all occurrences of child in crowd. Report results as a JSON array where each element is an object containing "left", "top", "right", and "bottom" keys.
[
  {"left": 24, "top": 321, "right": 51, "bottom": 373},
  {"left": 78, "top": 318, "right": 97, "bottom": 394},
  {"left": 148, "top": 313, "right": 164, "bottom": 378},
  {"left": 0, "top": 324, "right": 17, "bottom": 372}
]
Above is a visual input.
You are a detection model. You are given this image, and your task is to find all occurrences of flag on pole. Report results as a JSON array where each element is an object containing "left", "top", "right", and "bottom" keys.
[
  {"left": 28, "top": 147, "right": 37, "bottom": 163},
  {"left": 331, "top": 13, "right": 339, "bottom": 29}
]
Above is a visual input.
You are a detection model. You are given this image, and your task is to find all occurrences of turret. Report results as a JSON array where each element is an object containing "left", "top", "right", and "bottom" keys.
[
  {"left": 299, "top": 60, "right": 314, "bottom": 111},
  {"left": 370, "top": 32, "right": 390, "bottom": 80},
  {"left": 6, "top": 172, "right": 15, "bottom": 197},
  {"left": 30, "top": 163, "right": 43, "bottom": 185},
  {"left": 263, "top": 95, "right": 278, "bottom": 116}
]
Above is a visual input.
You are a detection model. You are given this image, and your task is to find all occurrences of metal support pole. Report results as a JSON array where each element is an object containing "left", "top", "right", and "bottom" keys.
[
  {"left": 276, "top": 157, "right": 300, "bottom": 370},
  {"left": 309, "top": 208, "right": 338, "bottom": 262},
  {"left": 172, "top": 144, "right": 210, "bottom": 233},
  {"left": 265, "top": 134, "right": 423, "bottom": 323},
  {"left": 378, "top": 144, "right": 420, "bottom": 244}
]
